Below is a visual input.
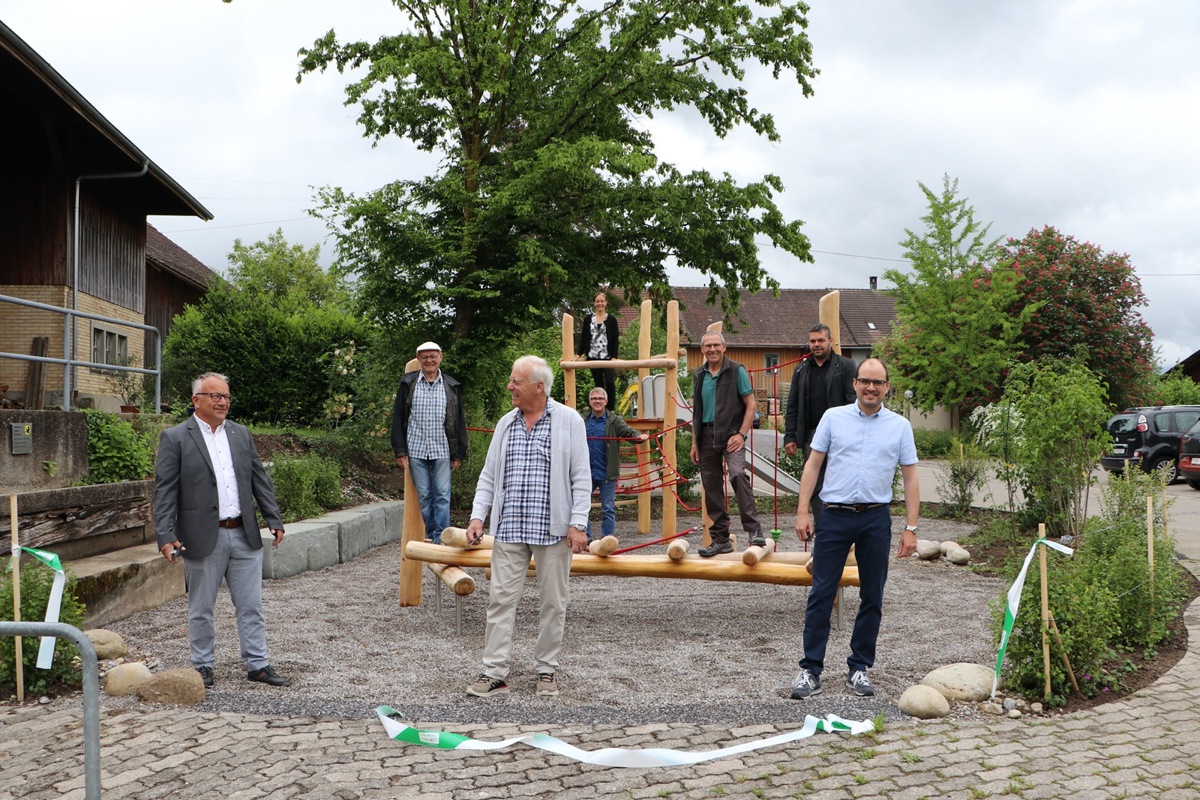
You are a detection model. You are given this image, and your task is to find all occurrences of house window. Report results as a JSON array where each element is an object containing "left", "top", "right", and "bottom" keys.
[
  {"left": 764, "top": 353, "right": 780, "bottom": 373},
  {"left": 91, "top": 326, "right": 128, "bottom": 369}
]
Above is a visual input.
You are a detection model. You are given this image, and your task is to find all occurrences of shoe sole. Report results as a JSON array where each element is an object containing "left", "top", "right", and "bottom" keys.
[
  {"left": 536, "top": 688, "right": 559, "bottom": 697},
  {"left": 789, "top": 685, "right": 823, "bottom": 700},
  {"left": 466, "top": 686, "right": 510, "bottom": 697},
  {"left": 846, "top": 682, "right": 875, "bottom": 697}
]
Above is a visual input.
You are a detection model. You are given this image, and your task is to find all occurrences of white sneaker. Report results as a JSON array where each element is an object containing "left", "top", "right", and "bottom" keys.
[{"left": 536, "top": 673, "right": 559, "bottom": 697}]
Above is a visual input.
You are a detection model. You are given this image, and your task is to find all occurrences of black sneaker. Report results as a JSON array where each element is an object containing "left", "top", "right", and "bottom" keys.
[
  {"left": 847, "top": 669, "right": 875, "bottom": 696},
  {"left": 749, "top": 533, "right": 767, "bottom": 547},
  {"left": 247, "top": 665, "right": 291, "bottom": 687},
  {"left": 196, "top": 666, "right": 214, "bottom": 689},
  {"left": 790, "top": 668, "right": 822, "bottom": 699},
  {"left": 699, "top": 540, "right": 733, "bottom": 557},
  {"left": 466, "top": 674, "right": 510, "bottom": 697}
]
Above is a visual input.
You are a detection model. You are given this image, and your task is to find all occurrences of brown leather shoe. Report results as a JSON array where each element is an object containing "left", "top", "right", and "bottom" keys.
[{"left": 247, "top": 665, "right": 291, "bottom": 687}]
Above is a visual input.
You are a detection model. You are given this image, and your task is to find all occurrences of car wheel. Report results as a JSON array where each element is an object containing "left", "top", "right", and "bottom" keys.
[{"left": 1148, "top": 456, "right": 1179, "bottom": 484}]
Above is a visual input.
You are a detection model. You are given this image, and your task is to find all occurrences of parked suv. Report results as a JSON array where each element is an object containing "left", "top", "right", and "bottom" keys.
[
  {"left": 1179, "top": 418, "right": 1200, "bottom": 490},
  {"left": 1100, "top": 405, "right": 1200, "bottom": 484}
]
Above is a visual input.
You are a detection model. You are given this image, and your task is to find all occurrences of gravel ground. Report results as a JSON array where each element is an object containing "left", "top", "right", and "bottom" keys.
[{"left": 105, "top": 514, "right": 1003, "bottom": 726}]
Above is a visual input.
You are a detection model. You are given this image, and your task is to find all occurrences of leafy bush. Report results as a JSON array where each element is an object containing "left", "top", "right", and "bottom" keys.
[
  {"left": 83, "top": 409, "right": 155, "bottom": 483},
  {"left": 267, "top": 455, "right": 342, "bottom": 522},
  {"left": 1, "top": 561, "right": 87, "bottom": 694},
  {"left": 936, "top": 442, "right": 990, "bottom": 516},
  {"left": 449, "top": 428, "right": 498, "bottom": 520},
  {"left": 911, "top": 429, "right": 959, "bottom": 459}
]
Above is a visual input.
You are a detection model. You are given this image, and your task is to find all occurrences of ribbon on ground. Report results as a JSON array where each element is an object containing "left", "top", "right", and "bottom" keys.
[
  {"left": 375, "top": 706, "right": 874, "bottom": 768},
  {"left": 991, "top": 537, "right": 1074, "bottom": 698},
  {"left": 6, "top": 546, "right": 67, "bottom": 669}
]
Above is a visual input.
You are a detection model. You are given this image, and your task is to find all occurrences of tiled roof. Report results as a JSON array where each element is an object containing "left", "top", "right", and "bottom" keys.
[
  {"left": 145, "top": 224, "right": 217, "bottom": 290},
  {"left": 670, "top": 287, "right": 895, "bottom": 348}
]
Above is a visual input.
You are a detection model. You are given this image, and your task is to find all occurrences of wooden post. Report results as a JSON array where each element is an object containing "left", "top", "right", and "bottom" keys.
[
  {"left": 1039, "top": 524, "right": 1052, "bottom": 700},
  {"left": 819, "top": 291, "right": 842, "bottom": 355},
  {"left": 399, "top": 358, "right": 425, "bottom": 607},
  {"left": 562, "top": 312, "right": 576, "bottom": 410},
  {"left": 638, "top": 299, "right": 653, "bottom": 535},
  {"left": 1147, "top": 496, "right": 1155, "bottom": 609},
  {"left": 663, "top": 300, "right": 680, "bottom": 544},
  {"left": 10, "top": 495, "right": 24, "bottom": 702}
]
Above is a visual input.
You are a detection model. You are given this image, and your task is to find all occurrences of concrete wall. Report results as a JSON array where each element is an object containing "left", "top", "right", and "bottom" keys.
[{"left": 0, "top": 409, "right": 89, "bottom": 490}]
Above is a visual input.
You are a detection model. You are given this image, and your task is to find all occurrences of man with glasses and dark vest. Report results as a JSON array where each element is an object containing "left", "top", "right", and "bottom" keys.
[
  {"left": 789, "top": 358, "right": 919, "bottom": 701},
  {"left": 154, "top": 372, "right": 290, "bottom": 689},
  {"left": 689, "top": 330, "right": 764, "bottom": 557}
]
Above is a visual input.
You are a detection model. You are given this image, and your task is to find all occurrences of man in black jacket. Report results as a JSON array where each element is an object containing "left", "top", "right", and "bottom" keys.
[
  {"left": 783, "top": 324, "right": 856, "bottom": 528},
  {"left": 391, "top": 342, "right": 468, "bottom": 544}
]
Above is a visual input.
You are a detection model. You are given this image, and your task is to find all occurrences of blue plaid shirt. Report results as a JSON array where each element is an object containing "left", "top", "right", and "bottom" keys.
[
  {"left": 408, "top": 372, "right": 450, "bottom": 460},
  {"left": 495, "top": 404, "right": 554, "bottom": 544}
]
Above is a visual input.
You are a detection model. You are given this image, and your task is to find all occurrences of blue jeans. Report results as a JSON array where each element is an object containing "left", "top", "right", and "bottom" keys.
[
  {"left": 800, "top": 504, "right": 892, "bottom": 678},
  {"left": 587, "top": 478, "right": 617, "bottom": 541},
  {"left": 408, "top": 457, "right": 451, "bottom": 544}
]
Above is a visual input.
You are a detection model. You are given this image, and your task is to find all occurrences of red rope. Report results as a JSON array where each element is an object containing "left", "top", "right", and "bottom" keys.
[{"left": 610, "top": 527, "right": 697, "bottom": 555}]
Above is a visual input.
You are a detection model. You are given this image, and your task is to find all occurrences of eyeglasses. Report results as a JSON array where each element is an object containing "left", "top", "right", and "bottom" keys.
[
  {"left": 854, "top": 378, "right": 888, "bottom": 389},
  {"left": 196, "top": 392, "right": 233, "bottom": 403}
]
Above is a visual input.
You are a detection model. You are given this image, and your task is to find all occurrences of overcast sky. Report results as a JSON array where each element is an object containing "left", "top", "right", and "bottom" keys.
[{"left": 5, "top": 1, "right": 1198, "bottom": 367}]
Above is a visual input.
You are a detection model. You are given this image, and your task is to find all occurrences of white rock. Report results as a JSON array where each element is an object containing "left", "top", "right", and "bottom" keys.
[
  {"left": 921, "top": 663, "right": 994, "bottom": 701},
  {"left": 84, "top": 629, "right": 127, "bottom": 660},
  {"left": 915, "top": 540, "right": 942, "bottom": 560},
  {"left": 939, "top": 540, "right": 958, "bottom": 555},
  {"left": 981, "top": 702, "right": 1004, "bottom": 715},
  {"left": 105, "top": 662, "right": 152, "bottom": 696},
  {"left": 898, "top": 685, "right": 950, "bottom": 719},
  {"left": 1030, "top": 702, "right": 1044, "bottom": 714},
  {"left": 945, "top": 546, "right": 971, "bottom": 565},
  {"left": 1007, "top": 709, "right": 1022, "bottom": 719}
]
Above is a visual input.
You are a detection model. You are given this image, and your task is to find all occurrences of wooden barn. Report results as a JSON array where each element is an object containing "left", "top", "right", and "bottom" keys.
[{"left": 0, "top": 20, "right": 213, "bottom": 411}]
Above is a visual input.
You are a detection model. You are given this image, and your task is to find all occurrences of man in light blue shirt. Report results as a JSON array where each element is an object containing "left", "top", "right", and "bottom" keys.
[{"left": 789, "top": 358, "right": 920, "bottom": 701}]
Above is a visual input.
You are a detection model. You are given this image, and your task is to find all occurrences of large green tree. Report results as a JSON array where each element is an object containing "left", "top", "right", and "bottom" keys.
[
  {"left": 881, "top": 176, "right": 1036, "bottom": 429},
  {"left": 297, "top": 0, "right": 817, "bottom": 383},
  {"left": 1001, "top": 226, "right": 1156, "bottom": 411}
]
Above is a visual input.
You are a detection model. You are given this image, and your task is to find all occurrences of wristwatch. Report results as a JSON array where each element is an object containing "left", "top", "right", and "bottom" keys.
[{"left": 903, "top": 524, "right": 919, "bottom": 534}]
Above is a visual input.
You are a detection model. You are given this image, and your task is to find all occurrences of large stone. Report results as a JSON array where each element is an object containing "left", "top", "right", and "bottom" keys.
[
  {"left": 898, "top": 685, "right": 950, "bottom": 719},
  {"left": 136, "top": 668, "right": 206, "bottom": 705},
  {"left": 915, "top": 539, "right": 942, "bottom": 560},
  {"left": 945, "top": 546, "right": 971, "bottom": 565},
  {"left": 105, "top": 662, "right": 151, "bottom": 696},
  {"left": 329, "top": 501, "right": 404, "bottom": 563},
  {"left": 939, "top": 540, "right": 958, "bottom": 555},
  {"left": 85, "top": 629, "right": 127, "bottom": 660},
  {"left": 922, "top": 662, "right": 994, "bottom": 701},
  {"left": 261, "top": 520, "right": 340, "bottom": 579}
]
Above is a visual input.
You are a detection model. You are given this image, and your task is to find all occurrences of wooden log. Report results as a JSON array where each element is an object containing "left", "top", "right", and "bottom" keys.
[
  {"left": 426, "top": 563, "right": 475, "bottom": 596},
  {"left": 588, "top": 535, "right": 619, "bottom": 556},
  {"left": 742, "top": 544, "right": 772, "bottom": 566},
  {"left": 404, "top": 541, "right": 858, "bottom": 587},
  {"left": 666, "top": 538, "right": 690, "bottom": 562},
  {"left": 563, "top": 357, "right": 679, "bottom": 371},
  {"left": 440, "top": 527, "right": 493, "bottom": 549},
  {"left": 1, "top": 500, "right": 150, "bottom": 550},
  {"left": 714, "top": 550, "right": 810, "bottom": 566}
]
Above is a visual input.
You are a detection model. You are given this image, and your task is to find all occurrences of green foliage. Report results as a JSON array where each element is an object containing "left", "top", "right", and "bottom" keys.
[
  {"left": 1, "top": 561, "right": 87, "bottom": 694},
  {"left": 674, "top": 430, "right": 701, "bottom": 502},
  {"left": 82, "top": 409, "right": 155, "bottom": 483},
  {"left": 882, "top": 176, "right": 1037, "bottom": 426},
  {"left": 970, "top": 401, "right": 1023, "bottom": 517},
  {"left": 1151, "top": 372, "right": 1200, "bottom": 406},
  {"left": 298, "top": 1, "right": 818, "bottom": 397},
  {"left": 997, "top": 464, "right": 1186, "bottom": 702},
  {"left": 267, "top": 455, "right": 343, "bottom": 522},
  {"left": 1003, "top": 357, "right": 1111, "bottom": 537},
  {"left": 1001, "top": 226, "right": 1156, "bottom": 411},
  {"left": 911, "top": 428, "right": 959, "bottom": 459},
  {"left": 935, "top": 442, "right": 989, "bottom": 516},
  {"left": 449, "top": 428, "right": 498, "bottom": 519},
  {"left": 162, "top": 231, "right": 364, "bottom": 426}
]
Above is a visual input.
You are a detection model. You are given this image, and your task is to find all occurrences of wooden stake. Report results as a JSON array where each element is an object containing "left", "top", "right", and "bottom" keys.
[
  {"left": 1039, "top": 525, "right": 1052, "bottom": 700},
  {"left": 399, "top": 358, "right": 424, "bottom": 608},
  {"left": 638, "top": 299, "right": 652, "bottom": 535},
  {"left": 561, "top": 312, "right": 576, "bottom": 409},
  {"left": 1046, "top": 610, "right": 1081, "bottom": 695},
  {"left": 10, "top": 495, "right": 23, "bottom": 703},
  {"left": 663, "top": 300, "right": 680, "bottom": 543},
  {"left": 1147, "top": 496, "right": 1156, "bottom": 610}
]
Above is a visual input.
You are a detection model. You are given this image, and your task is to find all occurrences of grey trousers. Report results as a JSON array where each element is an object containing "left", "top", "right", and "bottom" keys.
[
  {"left": 481, "top": 538, "right": 572, "bottom": 680},
  {"left": 184, "top": 526, "right": 270, "bottom": 671},
  {"left": 698, "top": 426, "right": 762, "bottom": 542}
]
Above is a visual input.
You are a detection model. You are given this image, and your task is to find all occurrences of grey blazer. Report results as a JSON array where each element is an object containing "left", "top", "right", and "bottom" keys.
[{"left": 153, "top": 416, "right": 284, "bottom": 559}]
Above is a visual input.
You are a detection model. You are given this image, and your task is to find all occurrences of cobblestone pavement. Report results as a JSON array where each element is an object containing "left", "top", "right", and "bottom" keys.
[{"left": 2, "top": 558, "right": 1198, "bottom": 800}]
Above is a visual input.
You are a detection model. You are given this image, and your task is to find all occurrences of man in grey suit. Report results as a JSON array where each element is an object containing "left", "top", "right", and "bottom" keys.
[{"left": 154, "top": 372, "right": 290, "bottom": 688}]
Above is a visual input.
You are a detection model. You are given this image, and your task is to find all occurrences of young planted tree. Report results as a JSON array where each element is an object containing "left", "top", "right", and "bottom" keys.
[
  {"left": 1001, "top": 226, "right": 1156, "bottom": 411},
  {"left": 296, "top": 0, "right": 818, "bottom": 401},
  {"left": 882, "top": 176, "right": 1036, "bottom": 429}
]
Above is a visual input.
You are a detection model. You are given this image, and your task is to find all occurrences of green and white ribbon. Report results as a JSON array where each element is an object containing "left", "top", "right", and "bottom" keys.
[
  {"left": 6, "top": 546, "right": 67, "bottom": 669},
  {"left": 375, "top": 706, "right": 874, "bottom": 768},
  {"left": 992, "top": 537, "right": 1074, "bottom": 698}
]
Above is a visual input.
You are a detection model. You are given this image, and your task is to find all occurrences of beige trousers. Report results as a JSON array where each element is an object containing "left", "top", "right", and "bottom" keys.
[{"left": 481, "top": 538, "right": 572, "bottom": 680}]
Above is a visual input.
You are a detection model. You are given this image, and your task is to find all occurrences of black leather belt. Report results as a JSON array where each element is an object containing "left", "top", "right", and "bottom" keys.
[
  {"left": 824, "top": 503, "right": 885, "bottom": 513},
  {"left": 218, "top": 518, "right": 243, "bottom": 528}
]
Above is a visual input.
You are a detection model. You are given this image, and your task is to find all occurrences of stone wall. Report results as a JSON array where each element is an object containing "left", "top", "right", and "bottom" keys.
[{"left": 0, "top": 409, "right": 90, "bottom": 490}]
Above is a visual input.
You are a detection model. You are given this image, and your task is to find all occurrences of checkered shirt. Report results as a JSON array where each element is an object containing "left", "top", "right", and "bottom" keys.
[
  {"left": 407, "top": 372, "right": 450, "bottom": 460},
  {"left": 495, "top": 404, "right": 554, "bottom": 544}
]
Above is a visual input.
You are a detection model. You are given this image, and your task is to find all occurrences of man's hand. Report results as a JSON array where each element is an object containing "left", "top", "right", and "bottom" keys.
[
  {"left": 466, "top": 518, "right": 485, "bottom": 546},
  {"left": 567, "top": 526, "right": 588, "bottom": 554},
  {"left": 160, "top": 541, "right": 183, "bottom": 562},
  {"left": 270, "top": 528, "right": 285, "bottom": 547},
  {"left": 396, "top": 456, "right": 408, "bottom": 470},
  {"left": 451, "top": 459, "right": 462, "bottom": 471},
  {"left": 897, "top": 528, "right": 917, "bottom": 559},
  {"left": 689, "top": 442, "right": 699, "bottom": 465},
  {"left": 726, "top": 433, "right": 744, "bottom": 453},
  {"left": 784, "top": 442, "right": 798, "bottom": 457},
  {"left": 795, "top": 512, "right": 813, "bottom": 542}
]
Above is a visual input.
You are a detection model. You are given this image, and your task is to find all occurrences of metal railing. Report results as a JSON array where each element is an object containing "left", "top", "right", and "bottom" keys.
[
  {"left": 0, "top": 292, "right": 161, "bottom": 411},
  {"left": 0, "top": 621, "right": 101, "bottom": 799}
]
